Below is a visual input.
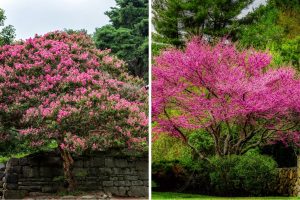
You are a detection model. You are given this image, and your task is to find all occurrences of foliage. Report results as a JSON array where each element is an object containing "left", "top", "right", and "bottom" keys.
[
  {"left": 0, "top": 31, "right": 148, "bottom": 153},
  {"left": 0, "top": 8, "right": 15, "bottom": 46},
  {"left": 152, "top": 133, "right": 193, "bottom": 164},
  {"left": 152, "top": 159, "right": 210, "bottom": 192},
  {"left": 0, "top": 31, "right": 148, "bottom": 189},
  {"left": 236, "top": 0, "right": 300, "bottom": 68},
  {"left": 152, "top": 38, "right": 300, "bottom": 160},
  {"left": 210, "top": 153, "right": 278, "bottom": 196},
  {"left": 152, "top": 33, "right": 173, "bottom": 57},
  {"left": 236, "top": 6, "right": 284, "bottom": 50},
  {"left": 94, "top": 0, "right": 148, "bottom": 80},
  {"left": 152, "top": 0, "right": 254, "bottom": 46},
  {"left": 268, "top": 36, "right": 300, "bottom": 69}
]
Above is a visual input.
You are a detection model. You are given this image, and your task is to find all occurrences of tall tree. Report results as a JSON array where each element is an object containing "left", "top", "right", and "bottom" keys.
[
  {"left": 152, "top": 39, "right": 300, "bottom": 161},
  {"left": 152, "top": 0, "right": 254, "bottom": 46},
  {"left": 94, "top": 0, "right": 148, "bottom": 80},
  {"left": 0, "top": 32, "right": 148, "bottom": 190},
  {"left": 235, "top": 0, "right": 300, "bottom": 68},
  {"left": 0, "top": 8, "right": 15, "bottom": 46}
]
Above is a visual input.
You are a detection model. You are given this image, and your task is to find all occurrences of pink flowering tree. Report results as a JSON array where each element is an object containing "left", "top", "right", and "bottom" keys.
[
  {"left": 0, "top": 31, "right": 148, "bottom": 190},
  {"left": 152, "top": 38, "right": 300, "bottom": 161}
]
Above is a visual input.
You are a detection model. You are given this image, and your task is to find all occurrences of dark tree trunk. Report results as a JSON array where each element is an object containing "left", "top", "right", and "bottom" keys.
[{"left": 59, "top": 148, "right": 77, "bottom": 191}]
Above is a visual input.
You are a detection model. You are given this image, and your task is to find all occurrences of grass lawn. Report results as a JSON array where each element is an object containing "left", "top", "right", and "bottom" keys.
[{"left": 152, "top": 192, "right": 299, "bottom": 200}]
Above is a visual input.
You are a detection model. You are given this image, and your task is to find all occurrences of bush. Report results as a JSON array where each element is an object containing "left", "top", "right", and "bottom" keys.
[
  {"left": 152, "top": 160, "right": 210, "bottom": 193},
  {"left": 152, "top": 133, "right": 193, "bottom": 164},
  {"left": 209, "top": 153, "right": 278, "bottom": 196}
]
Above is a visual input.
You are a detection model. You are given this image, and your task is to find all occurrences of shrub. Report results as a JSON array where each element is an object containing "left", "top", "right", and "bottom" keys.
[
  {"left": 152, "top": 133, "right": 193, "bottom": 164},
  {"left": 152, "top": 159, "right": 210, "bottom": 193},
  {"left": 209, "top": 153, "right": 278, "bottom": 196}
]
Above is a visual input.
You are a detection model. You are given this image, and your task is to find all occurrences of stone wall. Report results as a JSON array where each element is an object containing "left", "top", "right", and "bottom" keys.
[
  {"left": 277, "top": 168, "right": 297, "bottom": 196},
  {"left": 1, "top": 149, "right": 148, "bottom": 199},
  {"left": 276, "top": 157, "right": 300, "bottom": 197}
]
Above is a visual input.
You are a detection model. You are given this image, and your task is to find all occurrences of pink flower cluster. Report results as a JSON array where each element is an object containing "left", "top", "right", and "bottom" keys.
[
  {"left": 0, "top": 31, "right": 148, "bottom": 153},
  {"left": 152, "top": 38, "right": 300, "bottom": 145}
]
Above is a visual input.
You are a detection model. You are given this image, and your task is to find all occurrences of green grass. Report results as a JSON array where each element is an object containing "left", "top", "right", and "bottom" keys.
[{"left": 152, "top": 192, "right": 299, "bottom": 200}]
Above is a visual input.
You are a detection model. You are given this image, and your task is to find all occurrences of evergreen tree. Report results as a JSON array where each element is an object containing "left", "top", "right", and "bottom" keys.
[
  {"left": 236, "top": 0, "right": 300, "bottom": 68},
  {"left": 94, "top": 0, "right": 148, "bottom": 80},
  {"left": 0, "top": 8, "right": 15, "bottom": 46},
  {"left": 152, "top": 0, "right": 254, "bottom": 46}
]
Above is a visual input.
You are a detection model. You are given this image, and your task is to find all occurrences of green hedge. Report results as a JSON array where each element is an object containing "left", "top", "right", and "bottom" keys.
[{"left": 210, "top": 153, "right": 278, "bottom": 196}]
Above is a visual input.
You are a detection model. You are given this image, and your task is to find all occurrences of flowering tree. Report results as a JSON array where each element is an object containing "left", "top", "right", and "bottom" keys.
[
  {"left": 0, "top": 31, "right": 148, "bottom": 190},
  {"left": 152, "top": 38, "right": 300, "bottom": 161}
]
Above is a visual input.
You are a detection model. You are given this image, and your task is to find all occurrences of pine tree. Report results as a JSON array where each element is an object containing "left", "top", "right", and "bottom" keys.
[
  {"left": 94, "top": 0, "right": 148, "bottom": 80},
  {"left": 0, "top": 8, "right": 15, "bottom": 46},
  {"left": 152, "top": 0, "right": 254, "bottom": 46}
]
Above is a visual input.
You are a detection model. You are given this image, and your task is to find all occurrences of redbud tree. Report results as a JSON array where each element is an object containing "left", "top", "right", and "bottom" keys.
[
  {"left": 0, "top": 32, "right": 148, "bottom": 190},
  {"left": 152, "top": 38, "right": 300, "bottom": 161}
]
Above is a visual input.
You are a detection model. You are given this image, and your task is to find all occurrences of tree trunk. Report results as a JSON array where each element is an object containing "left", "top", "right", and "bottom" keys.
[{"left": 59, "top": 148, "right": 76, "bottom": 191}]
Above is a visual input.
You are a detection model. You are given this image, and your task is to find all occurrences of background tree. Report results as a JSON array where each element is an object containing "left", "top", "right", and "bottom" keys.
[
  {"left": 0, "top": 8, "right": 15, "bottom": 46},
  {"left": 94, "top": 0, "right": 148, "bottom": 80},
  {"left": 235, "top": 0, "right": 300, "bottom": 68},
  {"left": 0, "top": 31, "right": 148, "bottom": 190},
  {"left": 152, "top": 39, "right": 300, "bottom": 161},
  {"left": 152, "top": 0, "right": 254, "bottom": 46}
]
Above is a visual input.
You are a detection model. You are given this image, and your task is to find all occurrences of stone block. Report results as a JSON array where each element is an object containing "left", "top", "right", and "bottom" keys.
[
  {"left": 114, "top": 181, "right": 125, "bottom": 186},
  {"left": 110, "top": 177, "right": 118, "bottom": 181},
  {"left": 40, "top": 157, "right": 61, "bottom": 166},
  {"left": 136, "top": 160, "right": 148, "bottom": 171},
  {"left": 92, "top": 157, "right": 105, "bottom": 167},
  {"left": 22, "top": 166, "right": 39, "bottom": 178},
  {"left": 138, "top": 170, "right": 148, "bottom": 180},
  {"left": 81, "top": 195, "right": 97, "bottom": 199},
  {"left": 7, "top": 158, "right": 19, "bottom": 167},
  {"left": 83, "top": 160, "right": 91, "bottom": 168},
  {"left": 118, "top": 187, "right": 127, "bottom": 196},
  {"left": 126, "top": 175, "right": 138, "bottom": 181},
  {"left": 103, "top": 168, "right": 112, "bottom": 175},
  {"left": 131, "top": 180, "right": 143, "bottom": 186},
  {"left": 5, "top": 173, "right": 18, "bottom": 183},
  {"left": 26, "top": 157, "right": 39, "bottom": 166},
  {"left": 40, "top": 167, "right": 62, "bottom": 177},
  {"left": 115, "top": 159, "right": 128, "bottom": 168},
  {"left": 73, "top": 168, "right": 88, "bottom": 178},
  {"left": 8, "top": 166, "right": 21, "bottom": 174},
  {"left": 19, "top": 158, "right": 29, "bottom": 166},
  {"left": 128, "top": 186, "right": 148, "bottom": 197},
  {"left": 125, "top": 180, "right": 132, "bottom": 186},
  {"left": 103, "top": 181, "right": 113, "bottom": 187},
  {"left": 105, "top": 158, "right": 114, "bottom": 167},
  {"left": 18, "top": 185, "right": 41, "bottom": 191},
  {"left": 74, "top": 160, "right": 83, "bottom": 168},
  {"left": 6, "top": 183, "right": 18, "bottom": 189},
  {"left": 88, "top": 167, "right": 99, "bottom": 176},
  {"left": 42, "top": 186, "right": 57, "bottom": 193},
  {"left": 3, "top": 189, "right": 28, "bottom": 199},
  {"left": 104, "top": 186, "right": 119, "bottom": 195},
  {"left": 143, "top": 180, "right": 148, "bottom": 186}
]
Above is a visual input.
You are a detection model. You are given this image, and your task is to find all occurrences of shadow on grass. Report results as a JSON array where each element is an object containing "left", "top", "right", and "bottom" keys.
[{"left": 152, "top": 192, "right": 298, "bottom": 200}]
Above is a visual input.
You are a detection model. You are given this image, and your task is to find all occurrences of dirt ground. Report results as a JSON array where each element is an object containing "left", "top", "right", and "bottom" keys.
[{"left": 22, "top": 191, "right": 148, "bottom": 200}]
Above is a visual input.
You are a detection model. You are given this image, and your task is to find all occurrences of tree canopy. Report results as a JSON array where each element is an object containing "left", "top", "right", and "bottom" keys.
[
  {"left": 152, "top": 39, "right": 300, "bottom": 160},
  {"left": 94, "top": 0, "right": 148, "bottom": 80},
  {"left": 0, "top": 31, "right": 148, "bottom": 190},
  {"left": 152, "top": 0, "right": 254, "bottom": 46},
  {"left": 0, "top": 8, "right": 15, "bottom": 46}
]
